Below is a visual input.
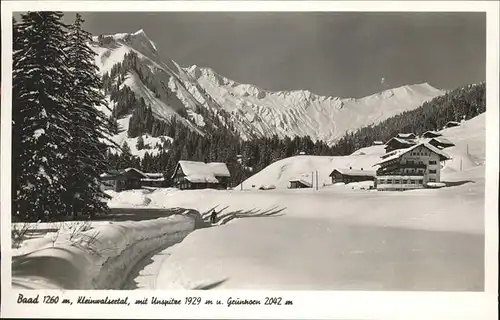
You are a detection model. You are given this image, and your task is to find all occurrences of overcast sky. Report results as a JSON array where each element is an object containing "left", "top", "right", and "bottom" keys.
[{"left": 62, "top": 12, "right": 485, "bottom": 98}]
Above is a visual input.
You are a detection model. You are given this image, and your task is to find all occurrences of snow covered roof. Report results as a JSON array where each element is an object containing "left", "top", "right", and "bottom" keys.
[
  {"left": 100, "top": 172, "right": 114, "bottom": 178},
  {"left": 446, "top": 121, "right": 461, "bottom": 126},
  {"left": 206, "top": 162, "right": 231, "bottom": 177},
  {"left": 422, "top": 130, "right": 442, "bottom": 138},
  {"left": 141, "top": 178, "right": 166, "bottom": 182},
  {"left": 289, "top": 178, "right": 313, "bottom": 187},
  {"left": 173, "top": 161, "right": 230, "bottom": 183},
  {"left": 372, "top": 141, "right": 384, "bottom": 145},
  {"left": 123, "top": 168, "right": 148, "bottom": 178},
  {"left": 329, "top": 168, "right": 376, "bottom": 177},
  {"left": 385, "top": 137, "right": 417, "bottom": 146},
  {"left": 429, "top": 137, "right": 455, "bottom": 146},
  {"left": 100, "top": 168, "right": 147, "bottom": 179},
  {"left": 374, "top": 143, "right": 451, "bottom": 166},
  {"left": 396, "top": 133, "right": 417, "bottom": 139}
]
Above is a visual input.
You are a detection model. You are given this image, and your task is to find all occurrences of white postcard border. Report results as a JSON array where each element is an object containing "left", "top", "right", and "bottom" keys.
[{"left": 1, "top": 1, "right": 498, "bottom": 319}]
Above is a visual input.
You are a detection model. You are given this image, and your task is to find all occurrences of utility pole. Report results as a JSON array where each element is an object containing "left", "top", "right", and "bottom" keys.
[
  {"left": 316, "top": 171, "right": 319, "bottom": 190},
  {"left": 237, "top": 154, "right": 245, "bottom": 191}
]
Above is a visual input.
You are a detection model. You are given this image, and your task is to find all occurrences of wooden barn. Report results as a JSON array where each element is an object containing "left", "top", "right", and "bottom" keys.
[
  {"left": 329, "top": 168, "right": 376, "bottom": 184},
  {"left": 171, "top": 161, "right": 231, "bottom": 190},
  {"left": 289, "top": 178, "right": 313, "bottom": 189},
  {"left": 100, "top": 168, "right": 147, "bottom": 192}
]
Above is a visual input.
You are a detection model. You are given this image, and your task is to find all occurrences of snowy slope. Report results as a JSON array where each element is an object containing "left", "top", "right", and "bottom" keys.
[
  {"left": 89, "top": 30, "right": 206, "bottom": 150},
  {"left": 437, "top": 113, "right": 485, "bottom": 174},
  {"left": 242, "top": 113, "right": 485, "bottom": 189},
  {"left": 89, "top": 29, "right": 445, "bottom": 152},
  {"left": 239, "top": 154, "right": 382, "bottom": 190}
]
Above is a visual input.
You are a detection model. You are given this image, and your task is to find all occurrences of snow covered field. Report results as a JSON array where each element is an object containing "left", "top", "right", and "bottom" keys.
[
  {"left": 11, "top": 114, "right": 486, "bottom": 291},
  {"left": 123, "top": 165, "right": 483, "bottom": 291},
  {"left": 119, "top": 114, "right": 486, "bottom": 291},
  {"left": 12, "top": 166, "right": 485, "bottom": 291}
]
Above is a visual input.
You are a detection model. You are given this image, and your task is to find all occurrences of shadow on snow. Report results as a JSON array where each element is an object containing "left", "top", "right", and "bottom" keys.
[{"left": 200, "top": 205, "right": 286, "bottom": 227}]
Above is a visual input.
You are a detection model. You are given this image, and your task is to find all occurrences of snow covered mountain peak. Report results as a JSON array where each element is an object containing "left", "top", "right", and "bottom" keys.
[
  {"left": 130, "top": 29, "right": 158, "bottom": 52},
  {"left": 90, "top": 30, "right": 446, "bottom": 146},
  {"left": 91, "top": 29, "right": 159, "bottom": 62}
]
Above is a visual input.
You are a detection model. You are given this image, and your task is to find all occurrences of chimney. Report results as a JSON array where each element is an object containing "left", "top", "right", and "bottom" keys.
[{"left": 361, "top": 168, "right": 363, "bottom": 171}]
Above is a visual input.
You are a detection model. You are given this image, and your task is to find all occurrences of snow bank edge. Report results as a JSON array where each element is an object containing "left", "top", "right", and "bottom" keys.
[{"left": 11, "top": 212, "right": 199, "bottom": 290}]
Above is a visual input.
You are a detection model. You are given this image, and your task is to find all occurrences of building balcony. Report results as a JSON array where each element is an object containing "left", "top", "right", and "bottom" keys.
[
  {"left": 376, "top": 171, "right": 425, "bottom": 177},
  {"left": 380, "top": 163, "right": 427, "bottom": 170},
  {"left": 398, "top": 163, "right": 427, "bottom": 168}
]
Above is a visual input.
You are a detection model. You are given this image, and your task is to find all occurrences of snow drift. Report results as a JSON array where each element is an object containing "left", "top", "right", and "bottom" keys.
[{"left": 11, "top": 213, "right": 198, "bottom": 290}]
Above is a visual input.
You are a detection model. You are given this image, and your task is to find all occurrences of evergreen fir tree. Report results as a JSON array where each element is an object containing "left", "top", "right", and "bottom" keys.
[
  {"left": 136, "top": 135, "right": 145, "bottom": 150},
  {"left": 63, "top": 13, "right": 115, "bottom": 219},
  {"left": 13, "top": 12, "right": 74, "bottom": 222}
]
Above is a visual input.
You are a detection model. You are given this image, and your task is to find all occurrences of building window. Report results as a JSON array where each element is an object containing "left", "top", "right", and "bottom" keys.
[
  {"left": 418, "top": 179, "right": 423, "bottom": 184},
  {"left": 410, "top": 179, "right": 416, "bottom": 184},
  {"left": 429, "top": 169, "right": 437, "bottom": 174},
  {"left": 429, "top": 160, "right": 437, "bottom": 165},
  {"left": 429, "top": 178, "right": 436, "bottom": 182},
  {"left": 394, "top": 179, "right": 401, "bottom": 184},
  {"left": 407, "top": 160, "right": 414, "bottom": 164},
  {"left": 378, "top": 179, "right": 385, "bottom": 184}
]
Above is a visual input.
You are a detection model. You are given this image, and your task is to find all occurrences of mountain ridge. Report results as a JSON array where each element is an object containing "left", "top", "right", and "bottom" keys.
[{"left": 90, "top": 29, "right": 446, "bottom": 146}]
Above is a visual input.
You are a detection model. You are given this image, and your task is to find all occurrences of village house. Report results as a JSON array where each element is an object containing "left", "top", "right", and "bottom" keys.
[
  {"left": 428, "top": 137, "right": 455, "bottom": 149},
  {"left": 100, "top": 168, "right": 147, "bottom": 192},
  {"left": 329, "top": 168, "right": 376, "bottom": 184},
  {"left": 289, "top": 178, "right": 313, "bottom": 189},
  {"left": 171, "top": 160, "right": 231, "bottom": 190},
  {"left": 384, "top": 137, "right": 417, "bottom": 153},
  {"left": 422, "top": 130, "right": 443, "bottom": 139},
  {"left": 373, "top": 142, "right": 451, "bottom": 191}
]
